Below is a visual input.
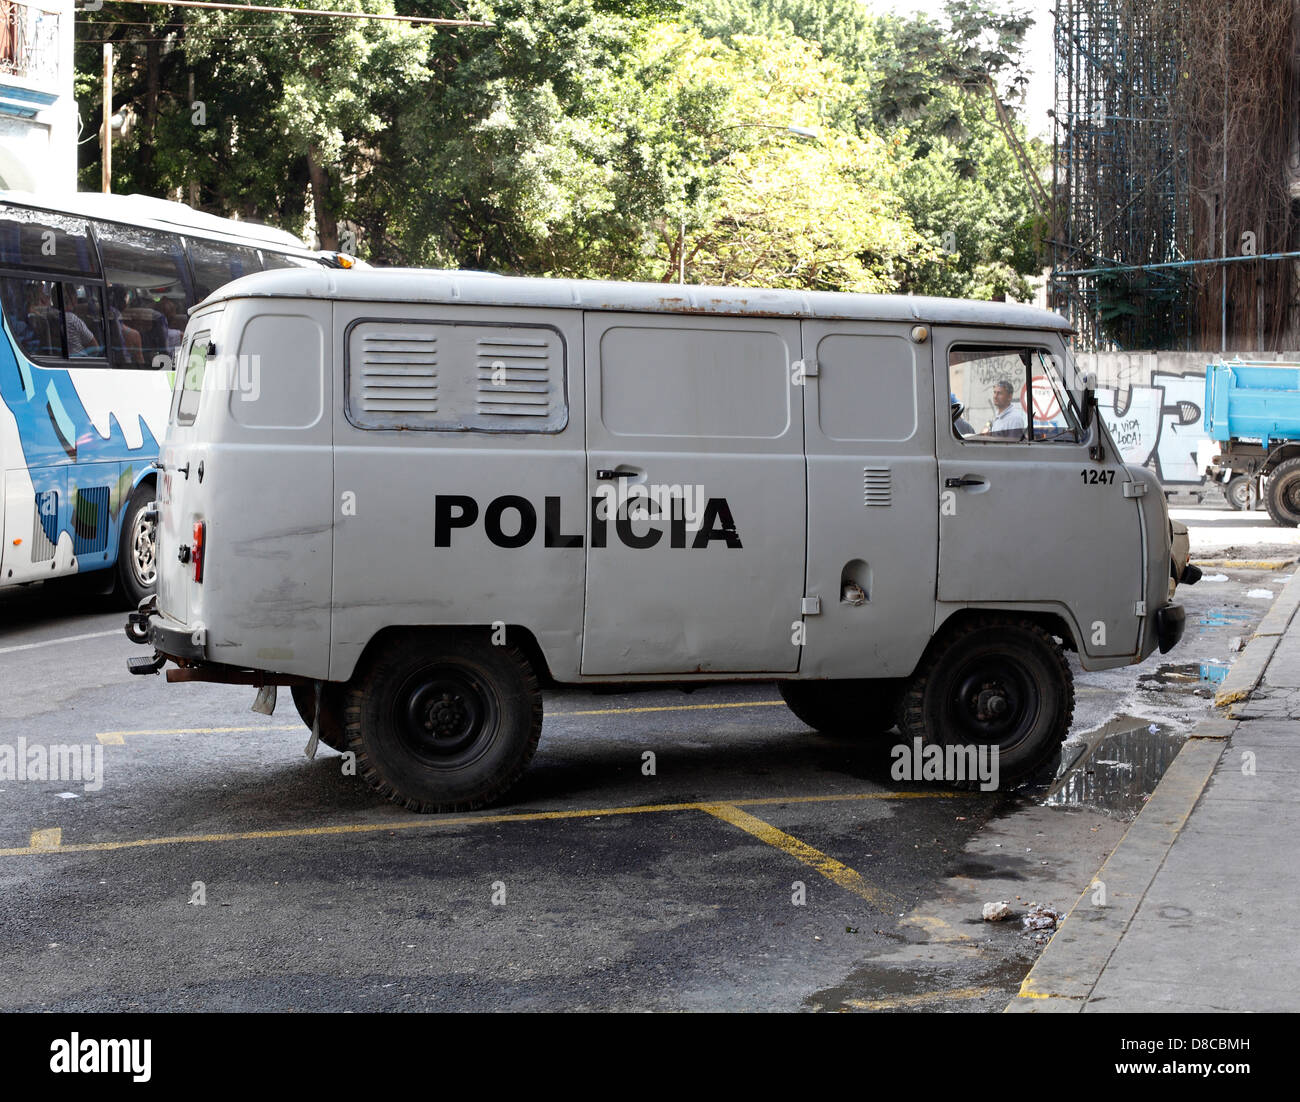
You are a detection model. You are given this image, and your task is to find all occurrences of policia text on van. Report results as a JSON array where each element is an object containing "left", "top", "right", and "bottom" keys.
[{"left": 126, "top": 270, "right": 1197, "bottom": 812}]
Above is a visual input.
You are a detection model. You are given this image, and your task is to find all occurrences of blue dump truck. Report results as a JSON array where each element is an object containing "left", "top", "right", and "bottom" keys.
[{"left": 1204, "top": 360, "right": 1300, "bottom": 526}]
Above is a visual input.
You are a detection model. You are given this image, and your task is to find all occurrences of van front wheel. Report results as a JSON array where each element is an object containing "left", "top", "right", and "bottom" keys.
[
  {"left": 344, "top": 632, "right": 542, "bottom": 813},
  {"left": 778, "top": 679, "right": 901, "bottom": 736},
  {"left": 896, "top": 617, "right": 1073, "bottom": 789}
]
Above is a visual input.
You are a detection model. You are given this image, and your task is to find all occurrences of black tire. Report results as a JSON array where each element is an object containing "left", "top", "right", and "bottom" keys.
[
  {"left": 343, "top": 630, "right": 542, "bottom": 812},
  {"left": 895, "top": 616, "right": 1073, "bottom": 790},
  {"left": 291, "top": 683, "right": 349, "bottom": 753},
  {"left": 778, "top": 679, "right": 902, "bottom": 737},
  {"left": 1225, "top": 475, "right": 1250, "bottom": 511},
  {"left": 116, "top": 481, "right": 157, "bottom": 607},
  {"left": 1265, "top": 458, "right": 1300, "bottom": 527}
]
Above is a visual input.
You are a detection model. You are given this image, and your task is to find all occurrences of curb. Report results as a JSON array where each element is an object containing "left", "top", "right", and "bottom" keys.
[
  {"left": 1191, "top": 558, "right": 1296, "bottom": 571},
  {"left": 1005, "top": 566, "right": 1300, "bottom": 1013}
]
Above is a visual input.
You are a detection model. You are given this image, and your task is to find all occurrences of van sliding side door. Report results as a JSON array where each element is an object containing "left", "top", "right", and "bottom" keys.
[{"left": 581, "top": 312, "right": 806, "bottom": 676}]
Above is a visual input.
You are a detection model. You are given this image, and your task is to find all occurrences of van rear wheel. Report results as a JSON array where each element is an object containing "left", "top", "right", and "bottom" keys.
[
  {"left": 290, "top": 683, "right": 348, "bottom": 753},
  {"left": 778, "top": 679, "right": 901, "bottom": 737},
  {"left": 344, "top": 631, "right": 542, "bottom": 813},
  {"left": 896, "top": 616, "right": 1073, "bottom": 789},
  {"left": 1265, "top": 458, "right": 1300, "bottom": 527}
]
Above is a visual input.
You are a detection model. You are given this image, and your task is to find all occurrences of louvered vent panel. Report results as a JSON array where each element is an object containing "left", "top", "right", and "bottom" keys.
[
  {"left": 863, "top": 467, "right": 892, "bottom": 507},
  {"left": 475, "top": 335, "right": 554, "bottom": 418},
  {"left": 72, "top": 486, "right": 110, "bottom": 556},
  {"left": 31, "top": 491, "right": 57, "bottom": 562},
  {"left": 358, "top": 331, "right": 438, "bottom": 416},
  {"left": 348, "top": 320, "right": 567, "bottom": 433}
]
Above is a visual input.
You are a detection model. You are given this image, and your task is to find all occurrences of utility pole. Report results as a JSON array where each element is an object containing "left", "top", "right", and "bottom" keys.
[{"left": 101, "top": 44, "right": 113, "bottom": 194}]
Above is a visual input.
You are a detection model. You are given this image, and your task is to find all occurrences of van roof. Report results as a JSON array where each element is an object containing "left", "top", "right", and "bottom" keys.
[{"left": 200, "top": 266, "right": 1072, "bottom": 330}]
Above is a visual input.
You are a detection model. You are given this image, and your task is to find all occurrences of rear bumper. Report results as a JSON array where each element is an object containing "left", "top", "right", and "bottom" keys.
[{"left": 1156, "top": 603, "right": 1185, "bottom": 655}]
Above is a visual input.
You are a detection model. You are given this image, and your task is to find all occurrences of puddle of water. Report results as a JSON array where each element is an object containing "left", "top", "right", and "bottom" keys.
[
  {"left": 1040, "top": 715, "right": 1185, "bottom": 820},
  {"left": 1199, "top": 661, "right": 1230, "bottom": 683},
  {"left": 1197, "top": 609, "right": 1254, "bottom": 625}
]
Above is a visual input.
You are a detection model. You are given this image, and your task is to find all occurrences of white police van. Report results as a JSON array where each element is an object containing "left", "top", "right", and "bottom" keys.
[{"left": 126, "top": 268, "right": 1195, "bottom": 811}]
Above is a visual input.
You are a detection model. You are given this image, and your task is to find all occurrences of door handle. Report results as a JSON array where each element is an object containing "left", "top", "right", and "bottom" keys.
[
  {"left": 595, "top": 468, "right": 638, "bottom": 480},
  {"left": 945, "top": 477, "right": 985, "bottom": 488}
]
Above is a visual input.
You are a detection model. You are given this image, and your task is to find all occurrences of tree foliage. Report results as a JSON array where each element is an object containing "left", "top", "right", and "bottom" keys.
[{"left": 75, "top": 0, "right": 1045, "bottom": 298}]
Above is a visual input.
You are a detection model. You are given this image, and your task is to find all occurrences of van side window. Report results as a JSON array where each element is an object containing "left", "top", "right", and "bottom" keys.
[
  {"left": 948, "top": 345, "right": 1082, "bottom": 445},
  {"left": 345, "top": 320, "right": 567, "bottom": 433},
  {"left": 176, "top": 330, "right": 210, "bottom": 425},
  {"left": 599, "top": 325, "right": 790, "bottom": 438}
]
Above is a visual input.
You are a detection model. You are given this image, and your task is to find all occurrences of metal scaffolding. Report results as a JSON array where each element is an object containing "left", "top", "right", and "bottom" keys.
[{"left": 1050, "top": 0, "right": 1300, "bottom": 352}]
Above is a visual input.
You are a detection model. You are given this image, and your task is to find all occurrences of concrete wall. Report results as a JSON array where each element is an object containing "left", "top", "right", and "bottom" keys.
[
  {"left": 0, "top": 0, "right": 77, "bottom": 193},
  {"left": 1076, "top": 349, "right": 1300, "bottom": 485}
]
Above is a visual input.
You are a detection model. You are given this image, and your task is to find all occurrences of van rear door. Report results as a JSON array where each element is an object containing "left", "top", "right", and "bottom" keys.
[
  {"left": 156, "top": 319, "right": 218, "bottom": 630},
  {"left": 581, "top": 313, "right": 806, "bottom": 675}
]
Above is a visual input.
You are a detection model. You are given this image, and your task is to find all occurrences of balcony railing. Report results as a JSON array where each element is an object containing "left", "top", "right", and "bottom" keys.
[{"left": 0, "top": 1, "right": 61, "bottom": 84}]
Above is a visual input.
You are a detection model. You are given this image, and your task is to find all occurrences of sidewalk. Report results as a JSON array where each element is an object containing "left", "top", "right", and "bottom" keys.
[{"left": 1008, "top": 564, "right": 1300, "bottom": 1012}]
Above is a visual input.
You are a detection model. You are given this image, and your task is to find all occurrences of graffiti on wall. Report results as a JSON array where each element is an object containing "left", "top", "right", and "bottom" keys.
[{"left": 1096, "top": 371, "right": 1209, "bottom": 485}]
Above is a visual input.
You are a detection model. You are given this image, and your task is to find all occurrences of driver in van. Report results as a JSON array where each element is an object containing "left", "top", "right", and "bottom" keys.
[{"left": 982, "top": 378, "right": 1027, "bottom": 439}]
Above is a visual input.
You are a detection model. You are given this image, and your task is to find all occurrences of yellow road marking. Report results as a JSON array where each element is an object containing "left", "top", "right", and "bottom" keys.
[
  {"left": 29, "top": 828, "right": 61, "bottom": 850},
  {"left": 550, "top": 700, "right": 785, "bottom": 717},
  {"left": 0, "top": 789, "right": 971, "bottom": 858},
  {"left": 96, "top": 725, "right": 301, "bottom": 743},
  {"left": 700, "top": 802, "right": 902, "bottom": 909},
  {"left": 843, "top": 985, "right": 995, "bottom": 1011}
]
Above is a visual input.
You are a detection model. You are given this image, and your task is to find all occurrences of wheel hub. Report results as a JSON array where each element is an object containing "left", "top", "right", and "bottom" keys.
[
  {"left": 394, "top": 667, "right": 498, "bottom": 767},
  {"left": 974, "top": 685, "right": 1009, "bottom": 720}
]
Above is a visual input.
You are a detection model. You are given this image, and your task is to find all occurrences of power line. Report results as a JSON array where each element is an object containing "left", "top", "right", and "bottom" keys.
[{"left": 89, "top": 1, "right": 491, "bottom": 26}]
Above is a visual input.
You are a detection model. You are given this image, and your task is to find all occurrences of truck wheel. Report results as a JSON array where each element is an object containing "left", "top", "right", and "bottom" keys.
[
  {"left": 343, "top": 631, "right": 542, "bottom": 812},
  {"left": 895, "top": 616, "right": 1073, "bottom": 789},
  {"left": 1265, "top": 458, "right": 1300, "bottom": 527},
  {"left": 778, "top": 679, "right": 901, "bottom": 736},
  {"left": 1224, "top": 475, "right": 1250, "bottom": 511},
  {"left": 116, "top": 482, "right": 157, "bottom": 607},
  {"left": 291, "top": 683, "right": 349, "bottom": 753}
]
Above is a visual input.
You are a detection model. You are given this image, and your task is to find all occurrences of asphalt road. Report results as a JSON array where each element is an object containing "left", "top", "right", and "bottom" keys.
[{"left": 0, "top": 507, "right": 1286, "bottom": 1012}]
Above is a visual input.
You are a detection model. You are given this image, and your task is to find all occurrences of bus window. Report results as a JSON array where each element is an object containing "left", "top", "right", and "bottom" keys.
[
  {"left": 94, "top": 222, "right": 190, "bottom": 369},
  {"left": 0, "top": 205, "right": 100, "bottom": 278},
  {"left": 0, "top": 277, "right": 107, "bottom": 362},
  {"left": 259, "top": 250, "right": 316, "bottom": 270},
  {"left": 188, "top": 240, "right": 262, "bottom": 301}
]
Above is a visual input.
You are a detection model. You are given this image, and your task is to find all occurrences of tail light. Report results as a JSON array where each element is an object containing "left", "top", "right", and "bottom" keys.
[{"left": 192, "top": 521, "right": 205, "bottom": 583}]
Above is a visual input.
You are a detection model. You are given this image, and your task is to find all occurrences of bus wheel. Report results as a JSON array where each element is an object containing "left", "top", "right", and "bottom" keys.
[
  {"left": 116, "top": 483, "right": 157, "bottom": 606},
  {"left": 895, "top": 616, "right": 1073, "bottom": 789},
  {"left": 1225, "top": 475, "right": 1250, "bottom": 511},
  {"left": 343, "top": 631, "right": 542, "bottom": 813},
  {"left": 778, "top": 679, "right": 901, "bottom": 736},
  {"left": 1265, "top": 458, "right": 1300, "bottom": 527},
  {"left": 291, "top": 683, "right": 349, "bottom": 752}
]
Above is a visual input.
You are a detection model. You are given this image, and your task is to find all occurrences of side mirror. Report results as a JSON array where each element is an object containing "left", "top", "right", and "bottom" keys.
[{"left": 1080, "top": 372, "right": 1097, "bottom": 429}]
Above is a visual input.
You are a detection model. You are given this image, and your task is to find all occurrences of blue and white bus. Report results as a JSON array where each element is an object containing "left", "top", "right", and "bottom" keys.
[{"left": 0, "top": 191, "right": 333, "bottom": 604}]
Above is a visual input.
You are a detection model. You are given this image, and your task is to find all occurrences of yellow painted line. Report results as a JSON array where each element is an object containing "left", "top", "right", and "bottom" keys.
[
  {"left": 29, "top": 828, "right": 61, "bottom": 850},
  {"left": 0, "top": 789, "right": 971, "bottom": 858},
  {"left": 1192, "top": 558, "right": 1295, "bottom": 571},
  {"left": 843, "top": 985, "right": 995, "bottom": 1011},
  {"left": 550, "top": 699, "right": 785, "bottom": 717},
  {"left": 701, "top": 802, "right": 902, "bottom": 909},
  {"left": 96, "top": 725, "right": 301, "bottom": 742}
]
